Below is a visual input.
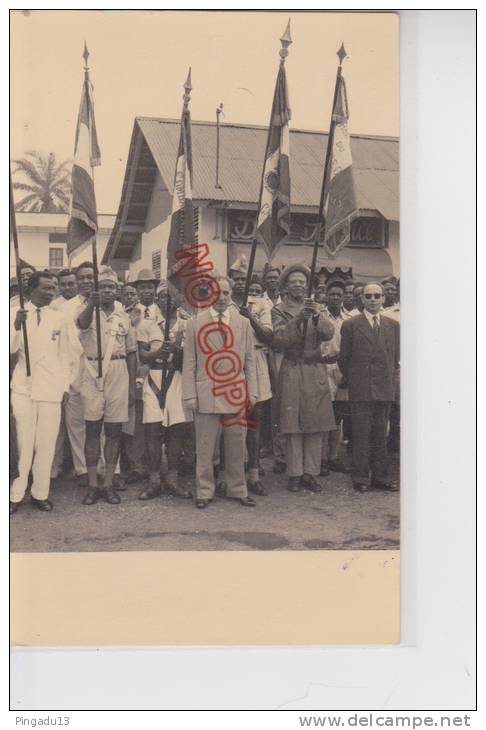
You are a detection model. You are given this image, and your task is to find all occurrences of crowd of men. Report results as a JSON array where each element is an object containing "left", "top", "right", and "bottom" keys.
[{"left": 9, "top": 254, "right": 400, "bottom": 514}]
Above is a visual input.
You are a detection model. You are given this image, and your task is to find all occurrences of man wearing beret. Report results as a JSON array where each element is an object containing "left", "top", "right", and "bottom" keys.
[
  {"left": 271, "top": 264, "right": 336, "bottom": 493},
  {"left": 77, "top": 267, "right": 137, "bottom": 505}
]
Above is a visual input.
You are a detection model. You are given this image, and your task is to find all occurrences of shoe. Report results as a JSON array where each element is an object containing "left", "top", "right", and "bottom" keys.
[
  {"left": 125, "top": 470, "right": 148, "bottom": 484},
  {"left": 76, "top": 473, "right": 88, "bottom": 487},
  {"left": 248, "top": 480, "right": 267, "bottom": 496},
  {"left": 273, "top": 461, "right": 286, "bottom": 474},
  {"left": 9, "top": 501, "right": 20, "bottom": 515},
  {"left": 30, "top": 496, "right": 53, "bottom": 512},
  {"left": 328, "top": 459, "right": 349, "bottom": 473},
  {"left": 301, "top": 474, "right": 323, "bottom": 493},
  {"left": 238, "top": 496, "right": 256, "bottom": 507},
  {"left": 102, "top": 487, "right": 121, "bottom": 504},
  {"left": 165, "top": 474, "right": 192, "bottom": 499},
  {"left": 215, "top": 480, "right": 227, "bottom": 498},
  {"left": 138, "top": 483, "right": 162, "bottom": 500},
  {"left": 82, "top": 488, "right": 99, "bottom": 505},
  {"left": 287, "top": 477, "right": 301, "bottom": 492},
  {"left": 374, "top": 480, "right": 399, "bottom": 492},
  {"left": 196, "top": 499, "right": 211, "bottom": 509},
  {"left": 353, "top": 483, "right": 369, "bottom": 493},
  {"left": 319, "top": 462, "right": 330, "bottom": 477},
  {"left": 113, "top": 475, "right": 126, "bottom": 491}
]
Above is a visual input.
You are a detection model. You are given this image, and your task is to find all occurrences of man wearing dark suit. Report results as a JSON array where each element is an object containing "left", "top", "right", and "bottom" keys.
[
  {"left": 182, "top": 275, "right": 258, "bottom": 509},
  {"left": 338, "top": 283, "right": 400, "bottom": 493}
]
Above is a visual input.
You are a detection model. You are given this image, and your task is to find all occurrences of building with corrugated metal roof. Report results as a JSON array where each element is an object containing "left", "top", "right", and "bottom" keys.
[{"left": 102, "top": 117, "right": 399, "bottom": 283}]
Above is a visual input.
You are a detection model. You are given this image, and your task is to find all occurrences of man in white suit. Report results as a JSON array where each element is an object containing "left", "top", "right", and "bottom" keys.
[
  {"left": 182, "top": 275, "right": 258, "bottom": 509},
  {"left": 10, "top": 271, "right": 72, "bottom": 514}
]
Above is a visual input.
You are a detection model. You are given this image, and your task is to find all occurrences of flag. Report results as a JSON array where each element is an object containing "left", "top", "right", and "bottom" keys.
[
  {"left": 322, "top": 74, "right": 358, "bottom": 257},
  {"left": 256, "top": 63, "right": 291, "bottom": 261},
  {"left": 166, "top": 102, "right": 195, "bottom": 293},
  {"left": 67, "top": 73, "right": 101, "bottom": 257}
]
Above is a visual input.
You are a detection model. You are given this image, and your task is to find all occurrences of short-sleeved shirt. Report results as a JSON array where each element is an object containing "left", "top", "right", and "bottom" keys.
[
  {"left": 137, "top": 313, "right": 187, "bottom": 352},
  {"left": 78, "top": 308, "right": 137, "bottom": 358}
]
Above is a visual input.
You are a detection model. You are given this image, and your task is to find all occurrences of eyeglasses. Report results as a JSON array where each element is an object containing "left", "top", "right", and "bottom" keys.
[{"left": 364, "top": 293, "right": 382, "bottom": 300}]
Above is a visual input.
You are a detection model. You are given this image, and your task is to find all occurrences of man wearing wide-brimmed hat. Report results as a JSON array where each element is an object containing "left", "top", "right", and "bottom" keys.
[
  {"left": 77, "top": 266, "right": 138, "bottom": 505},
  {"left": 131, "top": 268, "right": 162, "bottom": 322},
  {"left": 271, "top": 263, "right": 336, "bottom": 493}
]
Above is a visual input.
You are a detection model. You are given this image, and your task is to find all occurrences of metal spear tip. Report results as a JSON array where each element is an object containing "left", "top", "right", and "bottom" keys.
[
  {"left": 184, "top": 67, "right": 192, "bottom": 94},
  {"left": 337, "top": 43, "right": 347, "bottom": 65},
  {"left": 83, "top": 41, "right": 89, "bottom": 67},
  {"left": 280, "top": 18, "right": 292, "bottom": 47}
]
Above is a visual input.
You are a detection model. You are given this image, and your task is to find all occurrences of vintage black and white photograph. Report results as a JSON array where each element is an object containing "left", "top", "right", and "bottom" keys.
[{"left": 9, "top": 9, "right": 399, "bottom": 555}]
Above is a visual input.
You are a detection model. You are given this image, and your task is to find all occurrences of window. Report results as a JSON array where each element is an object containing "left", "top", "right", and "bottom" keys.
[
  {"left": 226, "top": 209, "right": 387, "bottom": 248},
  {"left": 348, "top": 216, "right": 386, "bottom": 248},
  {"left": 49, "top": 247, "right": 63, "bottom": 269},
  {"left": 49, "top": 232, "right": 67, "bottom": 243},
  {"left": 152, "top": 250, "right": 161, "bottom": 278}
]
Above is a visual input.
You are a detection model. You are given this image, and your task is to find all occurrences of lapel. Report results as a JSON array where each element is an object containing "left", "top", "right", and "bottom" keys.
[
  {"left": 228, "top": 308, "right": 242, "bottom": 347},
  {"left": 355, "top": 313, "right": 376, "bottom": 346},
  {"left": 27, "top": 305, "right": 51, "bottom": 364}
]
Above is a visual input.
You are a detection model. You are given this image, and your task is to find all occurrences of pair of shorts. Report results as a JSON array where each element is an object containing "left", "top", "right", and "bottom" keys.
[{"left": 80, "top": 360, "right": 129, "bottom": 423}]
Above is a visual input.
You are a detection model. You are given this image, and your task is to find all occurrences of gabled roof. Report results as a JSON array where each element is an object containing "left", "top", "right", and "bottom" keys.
[{"left": 103, "top": 117, "right": 399, "bottom": 264}]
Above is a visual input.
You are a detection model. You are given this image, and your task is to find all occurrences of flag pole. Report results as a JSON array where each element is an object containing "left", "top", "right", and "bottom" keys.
[
  {"left": 242, "top": 19, "right": 292, "bottom": 307},
  {"left": 9, "top": 169, "right": 31, "bottom": 376},
  {"left": 160, "top": 68, "right": 192, "bottom": 408},
  {"left": 83, "top": 43, "right": 103, "bottom": 378},
  {"left": 306, "top": 43, "right": 347, "bottom": 300}
]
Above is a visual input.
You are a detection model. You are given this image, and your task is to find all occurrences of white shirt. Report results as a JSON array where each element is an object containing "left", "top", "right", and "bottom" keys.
[
  {"left": 363, "top": 310, "right": 381, "bottom": 328},
  {"left": 10, "top": 302, "right": 72, "bottom": 402},
  {"left": 209, "top": 307, "right": 231, "bottom": 324},
  {"left": 134, "top": 301, "right": 162, "bottom": 322},
  {"left": 61, "top": 294, "right": 123, "bottom": 389},
  {"left": 263, "top": 292, "right": 282, "bottom": 306}
]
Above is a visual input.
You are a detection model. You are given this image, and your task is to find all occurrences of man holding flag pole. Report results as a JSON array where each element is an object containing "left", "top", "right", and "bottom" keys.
[
  {"left": 270, "top": 44, "right": 359, "bottom": 493},
  {"left": 65, "top": 45, "right": 137, "bottom": 505}
]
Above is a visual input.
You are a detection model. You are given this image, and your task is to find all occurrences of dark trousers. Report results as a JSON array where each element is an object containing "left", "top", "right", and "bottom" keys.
[{"left": 351, "top": 401, "right": 391, "bottom": 486}]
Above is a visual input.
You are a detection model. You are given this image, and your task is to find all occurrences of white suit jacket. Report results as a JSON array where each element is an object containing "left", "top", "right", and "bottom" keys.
[{"left": 10, "top": 302, "right": 72, "bottom": 402}]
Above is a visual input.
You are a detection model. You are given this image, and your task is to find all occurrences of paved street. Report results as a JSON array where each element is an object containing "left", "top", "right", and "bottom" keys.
[{"left": 10, "top": 453, "right": 400, "bottom": 553}]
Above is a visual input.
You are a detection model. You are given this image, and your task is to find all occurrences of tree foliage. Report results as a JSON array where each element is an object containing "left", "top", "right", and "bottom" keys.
[{"left": 12, "top": 151, "right": 71, "bottom": 213}]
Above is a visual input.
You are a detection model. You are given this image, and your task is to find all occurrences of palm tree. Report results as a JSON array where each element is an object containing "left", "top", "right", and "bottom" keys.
[{"left": 12, "top": 150, "right": 71, "bottom": 213}]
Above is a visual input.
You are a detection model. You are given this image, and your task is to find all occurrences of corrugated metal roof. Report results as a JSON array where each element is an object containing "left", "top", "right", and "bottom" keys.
[
  {"left": 103, "top": 117, "right": 399, "bottom": 264},
  {"left": 137, "top": 117, "right": 399, "bottom": 217}
]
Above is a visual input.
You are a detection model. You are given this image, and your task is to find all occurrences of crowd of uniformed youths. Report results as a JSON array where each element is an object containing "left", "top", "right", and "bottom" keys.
[{"left": 9, "top": 255, "right": 400, "bottom": 514}]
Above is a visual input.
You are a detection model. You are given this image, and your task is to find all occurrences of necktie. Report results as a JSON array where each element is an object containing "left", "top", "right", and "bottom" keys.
[
  {"left": 144, "top": 306, "right": 150, "bottom": 319},
  {"left": 216, "top": 313, "right": 226, "bottom": 348},
  {"left": 36, "top": 308, "right": 41, "bottom": 326},
  {"left": 372, "top": 315, "right": 379, "bottom": 336}
]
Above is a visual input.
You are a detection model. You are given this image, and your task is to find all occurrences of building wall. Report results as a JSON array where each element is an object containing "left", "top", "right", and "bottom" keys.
[
  {"left": 11, "top": 213, "right": 114, "bottom": 277},
  {"left": 129, "top": 194, "right": 228, "bottom": 282},
  {"left": 387, "top": 221, "right": 400, "bottom": 277}
]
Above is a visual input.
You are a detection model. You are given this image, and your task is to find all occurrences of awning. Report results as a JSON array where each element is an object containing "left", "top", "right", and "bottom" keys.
[{"left": 228, "top": 242, "right": 394, "bottom": 282}]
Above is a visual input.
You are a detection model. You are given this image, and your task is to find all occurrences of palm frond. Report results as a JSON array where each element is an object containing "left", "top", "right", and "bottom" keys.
[
  {"left": 12, "top": 158, "right": 45, "bottom": 188},
  {"left": 12, "top": 181, "right": 37, "bottom": 193},
  {"left": 15, "top": 192, "right": 41, "bottom": 211}
]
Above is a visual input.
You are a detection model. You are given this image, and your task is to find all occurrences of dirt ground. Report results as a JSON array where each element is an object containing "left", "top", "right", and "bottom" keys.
[{"left": 10, "top": 452, "right": 400, "bottom": 553}]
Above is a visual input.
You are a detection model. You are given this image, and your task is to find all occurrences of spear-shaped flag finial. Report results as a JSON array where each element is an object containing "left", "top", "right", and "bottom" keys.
[
  {"left": 337, "top": 42, "right": 347, "bottom": 66},
  {"left": 183, "top": 66, "right": 192, "bottom": 109},
  {"left": 280, "top": 18, "right": 292, "bottom": 61},
  {"left": 83, "top": 41, "right": 90, "bottom": 69}
]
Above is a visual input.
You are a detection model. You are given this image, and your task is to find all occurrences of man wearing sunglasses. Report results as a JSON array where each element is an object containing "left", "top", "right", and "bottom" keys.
[{"left": 338, "top": 283, "right": 400, "bottom": 493}]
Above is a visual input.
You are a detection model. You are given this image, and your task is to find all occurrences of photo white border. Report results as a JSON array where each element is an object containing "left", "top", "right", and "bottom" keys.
[{"left": 4, "top": 5, "right": 478, "bottom": 717}]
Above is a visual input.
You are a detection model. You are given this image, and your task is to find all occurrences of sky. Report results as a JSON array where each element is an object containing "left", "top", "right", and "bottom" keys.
[{"left": 10, "top": 10, "right": 399, "bottom": 214}]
